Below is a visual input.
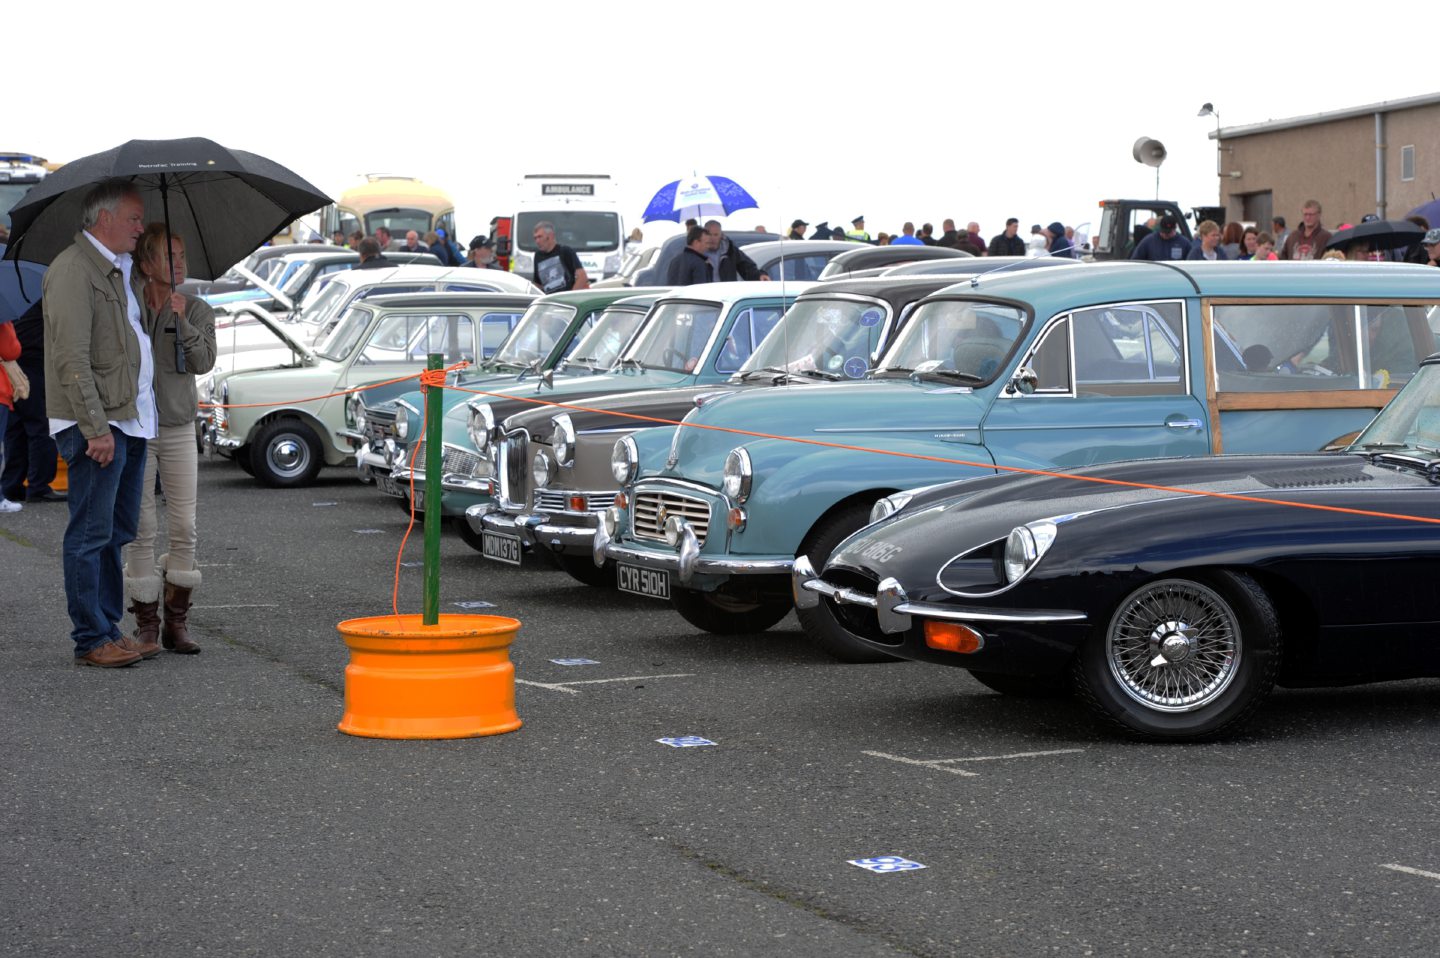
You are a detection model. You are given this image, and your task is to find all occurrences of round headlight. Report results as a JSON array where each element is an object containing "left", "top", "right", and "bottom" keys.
[
  {"left": 721, "top": 447, "right": 752, "bottom": 502},
  {"left": 532, "top": 450, "right": 554, "bottom": 489},
  {"left": 663, "top": 514, "right": 686, "bottom": 547},
  {"left": 602, "top": 506, "right": 620, "bottom": 537},
  {"left": 395, "top": 413, "right": 409, "bottom": 440},
  {"left": 869, "top": 491, "right": 915, "bottom": 524},
  {"left": 467, "top": 401, "right": 495, "bottom": 451},
  {"left": 1003, "top": 520, "right": 1058, "bottom": 584},
  {"left": 552, "top": 414, "right": 576, "bottom": 467},
  {"left": 611, "top": 435, "right": 638, "bottom": 484}
]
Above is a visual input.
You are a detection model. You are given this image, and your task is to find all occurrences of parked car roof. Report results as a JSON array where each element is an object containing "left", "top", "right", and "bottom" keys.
[
  {"left": 357, "top": 291, "right": 538, "bottom": 310},
  {"left": 818, "top": 244, "right": 974, "bottom": 278}
]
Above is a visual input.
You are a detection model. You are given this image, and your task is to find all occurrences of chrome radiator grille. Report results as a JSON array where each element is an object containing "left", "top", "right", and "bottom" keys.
[
  {"left": 363, "top": 406, "right": 397, "bottom": 443},
  {"left": 496, "top": 432, "right": 528, "bottom": 503},
  {"left": 535, "top": 490, "right": 617, "bottom": 513},
  {"left": 412, "top": 441, "right": 483, "bottom": 478},
  {"left": 632, "top": 490, "right": 711, "bottom": 545}
]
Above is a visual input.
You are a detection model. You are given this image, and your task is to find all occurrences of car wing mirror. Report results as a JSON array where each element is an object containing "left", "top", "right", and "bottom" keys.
[{"left": 1007, "top": 365, "right": 1038, "bottom": 395}]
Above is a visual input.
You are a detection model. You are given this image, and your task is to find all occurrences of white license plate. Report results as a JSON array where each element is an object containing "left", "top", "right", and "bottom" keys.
[
  {"left": 411, "top": 490, "right": 425, "bottom": 512},
  {"left": 481, "top": 531, "right": 522, "bottom": 566},
  {"left": 617, "top": 563, "right": 670, "bottom": 600},
  {"left": 377, "top": 474, "right": 404, "bottom": 498}
]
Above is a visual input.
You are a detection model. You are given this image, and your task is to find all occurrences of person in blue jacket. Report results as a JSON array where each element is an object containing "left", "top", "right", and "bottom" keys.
[{"left": 1130, "top": 214, "right": 1193, "bottom": 261}]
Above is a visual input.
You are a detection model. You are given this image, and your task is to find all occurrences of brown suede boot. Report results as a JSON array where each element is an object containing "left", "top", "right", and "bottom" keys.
[
  {"left": 123, "top": 575, "right": 163, "bottom": 659},
  {"left": 161, "top": 566, "right": 202, "bottom": 654}
]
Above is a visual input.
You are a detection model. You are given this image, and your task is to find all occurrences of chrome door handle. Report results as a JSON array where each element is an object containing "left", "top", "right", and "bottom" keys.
[{"left": 1165, "top": 418, "right": 1203, "bottom": 430}]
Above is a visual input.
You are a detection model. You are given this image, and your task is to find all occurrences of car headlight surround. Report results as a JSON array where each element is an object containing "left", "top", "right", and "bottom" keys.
[
  {"left": 1002, "top": 520, "right": 1058, "bottom": 584},
  {"left": 870, "top": 491, "right": 915, "bottom": 524},
  {"left": 721, "top": 447, "right": 752, "bottom": 502},
  {"left": 347, "top": 394, "right": 365, "bottom": 431},
  {"left": 466, "top": 400, "right": 496, "bottom": 452},
  {"left": 395, "top": 399, "right": 418, "bottom": 441},
  {"left": 532, "top": 450, "right": 554, "bottom": 489},
  {"left": 611, "top": 435, "right": 638, "bottom": 484},
  {"left": 552, "top": 413, "right": 576, "bottom": 467}
]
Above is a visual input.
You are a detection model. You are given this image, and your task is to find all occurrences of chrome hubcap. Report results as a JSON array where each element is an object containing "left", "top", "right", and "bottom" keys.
[
  {"left": 1108, "top": 581, "right": 1239, "bottom": 713},
  {"left": 271, "top": 438, "right": 307, "bottom": 473}
]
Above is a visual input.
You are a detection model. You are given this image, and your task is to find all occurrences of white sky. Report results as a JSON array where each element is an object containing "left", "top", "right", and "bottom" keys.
[{"left": 9, "top": 1, "right": 1431, "bottom": 245}]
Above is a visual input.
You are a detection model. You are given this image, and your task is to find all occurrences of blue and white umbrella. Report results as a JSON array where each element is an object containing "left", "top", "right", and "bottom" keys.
[{"left": 641, "top": 174, "right": 758, "bottom": 223}]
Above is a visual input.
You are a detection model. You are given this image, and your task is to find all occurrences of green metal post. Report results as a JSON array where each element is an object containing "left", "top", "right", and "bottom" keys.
[{"left": 423, "top": 353, "right": 443, "bottom": 625}]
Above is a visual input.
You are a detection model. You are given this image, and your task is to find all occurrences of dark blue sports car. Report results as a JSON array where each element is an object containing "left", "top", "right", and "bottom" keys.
[{"left": 797, "top": 354, "right": 1440, "bottom": 740}]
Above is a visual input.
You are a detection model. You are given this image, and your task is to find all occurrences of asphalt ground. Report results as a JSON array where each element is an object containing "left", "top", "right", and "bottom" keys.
[{"left": 4, "top": 458, "right": 1440, "bottom": 957}]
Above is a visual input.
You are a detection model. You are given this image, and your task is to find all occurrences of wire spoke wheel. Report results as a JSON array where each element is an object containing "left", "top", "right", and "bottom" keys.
[{"left": 1107, "top": 580, "right": 1239, "bottom": 712}]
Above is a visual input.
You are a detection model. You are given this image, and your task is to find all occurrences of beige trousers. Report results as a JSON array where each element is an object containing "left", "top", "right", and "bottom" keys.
[{"left": 125, "top": 424, "right": 200, "bottom": 576}]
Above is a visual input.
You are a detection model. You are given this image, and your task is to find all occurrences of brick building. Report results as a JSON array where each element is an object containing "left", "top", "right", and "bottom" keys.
[{"left": 1213, "top": 93, "right": 1440, "bottom": 228}]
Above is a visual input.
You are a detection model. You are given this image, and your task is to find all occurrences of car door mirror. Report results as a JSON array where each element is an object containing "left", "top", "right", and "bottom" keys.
[{"left": 1007, "top": 365, "right": 1038, "bottom": 395}]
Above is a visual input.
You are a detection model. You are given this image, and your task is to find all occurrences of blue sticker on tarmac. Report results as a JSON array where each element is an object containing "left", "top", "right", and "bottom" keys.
[
  {"left": 551, "top": 658, "right": 599, "bottom": 666},
  {"left": 657, "top": 736, "right": 716, "bottom": 747},
  {"left": 848, "top": 856, "right": 926, "bottom": 873},
  {"left": 312, "top": 501, "right": 338, "bottom": 507},
  {"left": 844, "top": 357, "right": 868, "bottom": 379},
  {"left": 354, "top": 529, "right": 383, "bottom": 534},
  {"left": 453, "top": 600, "right": 497, "bottom": 609}
]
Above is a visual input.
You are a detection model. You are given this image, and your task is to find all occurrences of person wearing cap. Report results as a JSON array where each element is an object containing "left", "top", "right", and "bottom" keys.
[
  {"left": 465, "top": 235, "right": 503, "bottom": 270},
  {"left": 988, "top": 218, "right": 1026, "bottom": 257},
  {"left": 1129, "top": 214, "right": 1192, "bottom": 261},
  {"left": 808, "top": 222, "right": 831, "bottom": 240},
  {"left": 1422, "top": 228, "right": 1440, "bottom": 267},
  {"left": 787, "top": 219, "right": 808, "bottom": 240},
  {"left": 845, "top": 216, "right": 871, "bottom": 243}
]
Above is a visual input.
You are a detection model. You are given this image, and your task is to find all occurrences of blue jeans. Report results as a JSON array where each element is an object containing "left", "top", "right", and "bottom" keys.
[{"left": 54, "top": 425, "right": 147, "bottom": 654}]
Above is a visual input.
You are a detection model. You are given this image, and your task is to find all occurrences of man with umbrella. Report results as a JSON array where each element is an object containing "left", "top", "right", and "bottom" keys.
[{"left": 44, "top": 179, "right": 157, "bottom": 667}]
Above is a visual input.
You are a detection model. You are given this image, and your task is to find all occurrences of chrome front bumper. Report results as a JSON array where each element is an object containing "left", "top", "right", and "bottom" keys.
[
  {"left": 602, "top": 528, "right": 794, "bottom": 585},
  {"left": 476, "top": 508, "right": 599, "bottom": 551},
  {"left": 790, "top": 555, "right": 1088, "bottom": 634}
]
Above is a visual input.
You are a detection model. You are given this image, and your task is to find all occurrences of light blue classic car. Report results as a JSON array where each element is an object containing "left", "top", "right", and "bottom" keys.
[
  {"left": 599, "top": 261, "right": 1440, "bottom": 661},
  {"left": 406, "top": 282, "right": 813, "bottom": 545}
]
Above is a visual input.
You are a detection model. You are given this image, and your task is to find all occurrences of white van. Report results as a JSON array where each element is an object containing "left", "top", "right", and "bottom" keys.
[{"left": 507, "top": 174, "right": 626, "bottom": 283}]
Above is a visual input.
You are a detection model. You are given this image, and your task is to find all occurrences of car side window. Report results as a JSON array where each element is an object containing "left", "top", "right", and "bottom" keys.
[
  {"left": 716, "top": 306, "right": 785, "bottom": 373},
  {"left": 1028, "top": 319, "right": 1072, "bottom": 393},
  {"left": 1212, "top": 302, "right": 1435, "bottom": 392},
  {"left": 1071, "top": 303, "right": 1186, "bottom": 395},
  {"left": 770, "top": 255, "right": 831, "bottom": 282},
  {"left": 560, "top": 311, "right": 600, "bottom": 359}
]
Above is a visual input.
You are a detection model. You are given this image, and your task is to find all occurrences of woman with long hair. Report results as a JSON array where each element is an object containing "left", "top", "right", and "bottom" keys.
[{"left": 123, "top": 223, "right": 216, "bottom": 654}]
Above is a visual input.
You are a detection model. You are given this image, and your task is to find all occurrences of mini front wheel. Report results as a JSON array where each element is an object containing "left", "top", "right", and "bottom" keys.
[{"left": 250, "top": 419, "right": 323, "bottom": 488}]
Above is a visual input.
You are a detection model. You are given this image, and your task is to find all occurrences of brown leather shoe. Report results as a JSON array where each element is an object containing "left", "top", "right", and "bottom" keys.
[
  {"left": 75, "top": 641, "right": 143, "bottom": 668},
  {"left": 116, "top": 633, "right": 161, "bottom": 660}
]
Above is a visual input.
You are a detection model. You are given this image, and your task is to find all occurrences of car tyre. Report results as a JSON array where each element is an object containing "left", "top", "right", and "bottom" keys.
[
  {"left": 235, "top": 444, "right": 256, "bottom": 477},
  {"left": 1072, "top": 571, "right": 1281, "bottom": 741},
  {"left": 795, "top": 501, "right": 900, "bottom": 664},
  {"left": 250, "top": 418, "right": 323, "bottom": 488},
  {"left": 966, "top": 669, "right": 1071, "bottom": 698},
  {"left": 671, "top": 586, "right": 792, "bottom": 635}
]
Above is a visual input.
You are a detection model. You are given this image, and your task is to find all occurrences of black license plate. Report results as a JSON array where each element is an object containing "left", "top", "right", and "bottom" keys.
[
  {"left": 481, "top": 531, "right": 522, "bottom": 565},
  {"left": 376, "top": 474, "right": 404, "bottom": 498},
  {"left": 617, "top": 563, "right": 670, "bottom": 600}
]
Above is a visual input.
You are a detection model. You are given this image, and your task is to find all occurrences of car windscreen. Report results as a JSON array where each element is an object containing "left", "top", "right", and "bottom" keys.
[
  {"left": 314, "top": 306, "right": 372, "bottom": 361},
  {"left": 624, "top": 301, "right": 722, "bottom": 372},
  {"left": 1351, "top": 362, "right": 1440, "bottom": 455},
  {"left": 364, "top": 209, "right": 432, "bottom": 235},
  {"left": 492, "top": 303, "right": 577, "bottom": 366},
  {"left": 515, "top": 211, "right": 621, "bottom": 253},
  {"left": 876, "top": 299, "right": 1027, "bottom": 384},
  {"left": 0, "top": 184, "right": 31, "bottom": 229},
  {"left": 566, "top": 306, "right": 648, "bottom": 370},
  {"left": 742, "top": 299, "right": 889, "bottom": 380}
]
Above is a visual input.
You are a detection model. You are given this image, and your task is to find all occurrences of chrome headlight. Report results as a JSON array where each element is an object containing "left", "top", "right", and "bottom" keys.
[
  {"left": 552, "top": 413, "right": 576, "bottom": 467},
  {"left": 1003, "top": 520, "right": 1058, "bottom": 584},
  {"left": 602, "top": 506, "right": 620, "bottom": 537},
  {"left": 611, "top": 435, "right": 638, "bottom": 484},
  {"left": 347, "top": 395, "right": 365, "bottom": 431},
  {"left": 395, "top": 400, "right": 418, "bottom": 441},
  {"left": 532, "top": 450, "right": 554, "bottom": 489},
  {"left": 466, "top": 401, "right": 496, "bottom": 452},
  {"left": 721, "top": 447, "right": 752, "bottom": 502}
]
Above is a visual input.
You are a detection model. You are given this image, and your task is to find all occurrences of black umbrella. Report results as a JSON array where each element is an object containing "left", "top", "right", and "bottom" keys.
[
  {"left": 1324, "top": 219, "right": 1425, "bottom": 253},
  {"left": 2, "top": 137, "right": 331, "bottom": 280}
]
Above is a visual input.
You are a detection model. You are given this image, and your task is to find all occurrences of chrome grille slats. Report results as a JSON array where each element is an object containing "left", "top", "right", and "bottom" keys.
[
  {"left": 364, "top": 406, "right": 398, "bottom": 442},
  {"left": 535, "top": 490, "right": 616, "bottom": 512},
  {"left": 411, "top": 441, "right": 483, "bottom": 478},
  {"left": 633, "top": 490, "right": 711, "bottom": 545},
  {"left": 497, "top": 430, "right": 527, "bottom": 503}
]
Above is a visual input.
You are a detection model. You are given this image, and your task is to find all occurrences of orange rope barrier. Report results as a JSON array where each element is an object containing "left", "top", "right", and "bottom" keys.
[
  {"left": 446, "top": 383, "right": 1440, "bottom": 527},
  {"left": 200, "top": 360, "right": 470, "bottom": 409}
]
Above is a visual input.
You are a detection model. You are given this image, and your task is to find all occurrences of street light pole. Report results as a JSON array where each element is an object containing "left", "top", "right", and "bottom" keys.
[{"left": 1197, "top": 102, "right": 1222, "bottom": 178}]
